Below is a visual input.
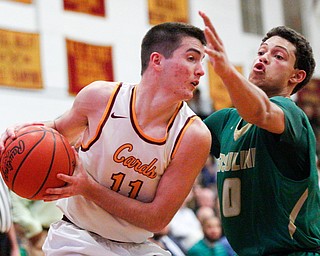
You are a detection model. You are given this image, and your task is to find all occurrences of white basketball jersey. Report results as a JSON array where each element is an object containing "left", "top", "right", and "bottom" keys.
[{"left": 57, "top": 82, "right": 198, "bottom": 243}]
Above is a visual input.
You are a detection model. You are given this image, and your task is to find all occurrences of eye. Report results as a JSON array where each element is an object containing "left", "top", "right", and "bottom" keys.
[
  {"left": 188, "top": 55, "right": 196, "bottom": 62},
  {"left": 274, "top": 54, "right": 284, "bottom": 60},
  {"left": 257, "top": 51, "right": 264, "bottom": 56}
]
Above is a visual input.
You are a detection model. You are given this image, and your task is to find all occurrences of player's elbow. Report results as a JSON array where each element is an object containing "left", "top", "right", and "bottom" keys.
[
  {"left": 147, "top": 219, "right": 171, "bottom": 233},
  {"left": 144, "top": 211, "right": 173, "bottom": 233}
]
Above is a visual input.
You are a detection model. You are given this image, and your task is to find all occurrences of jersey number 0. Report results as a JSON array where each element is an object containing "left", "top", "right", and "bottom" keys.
[{"left": 222, "top": 178, "right": 241, "bottom": 217}]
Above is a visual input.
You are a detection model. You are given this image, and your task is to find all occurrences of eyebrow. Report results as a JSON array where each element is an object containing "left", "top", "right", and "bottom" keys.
[
  {"left": 187, "top": 48, "right": 201, "bottom": 54},
  {"left": 260, "top": 42, "right": 289, "bottom": 54},
  {"left": 186, "top": 48, "right": 205, "bottom": 59}
]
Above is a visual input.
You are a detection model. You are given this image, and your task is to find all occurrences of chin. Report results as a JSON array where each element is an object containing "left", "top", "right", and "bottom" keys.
[
  {"left": 250, "top": 79, "right": 267, "bottom": 91},
  {"left": 249, "top": 75, "right": 261, "bottom": 85},
  {"left": 182, "top": 91, "right": 192, "bottom": 99}
]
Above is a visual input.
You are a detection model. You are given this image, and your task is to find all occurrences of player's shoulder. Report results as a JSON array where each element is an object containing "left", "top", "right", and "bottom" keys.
[
  {"left": 74, "top": 81, "right": 120, "bottom": 103},
  {"left": 79, "top": 80, "right": 119, "bottom": 96},
  {"left": 271, "top": 96, "right": 301, "bottom": 110},
  {"left": 187, "top": 116, "right": 212, "bottom": 144},
  {"left": 271, "top": 96, "right": 305, "bottom": 118}
]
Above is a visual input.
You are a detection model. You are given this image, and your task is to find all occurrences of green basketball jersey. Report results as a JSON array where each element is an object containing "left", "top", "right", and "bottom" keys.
[{"left": 204, "top": 96, "right": 320, "bottom": 255}]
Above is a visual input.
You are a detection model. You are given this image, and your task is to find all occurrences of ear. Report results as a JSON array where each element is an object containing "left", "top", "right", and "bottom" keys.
[
  {"left": 150, "top": 52, "right": 162, "bottom": 70},
  {"left": 289, "top": 69, "right": 306, "bottom": 84}
]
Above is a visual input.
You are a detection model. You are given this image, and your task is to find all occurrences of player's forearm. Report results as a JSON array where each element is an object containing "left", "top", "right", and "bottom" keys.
[
  {"left": 221, "top": 66, "right": 272, "bottom": 125},
  {"left": 84, "top": 181, "right": 169, "bottom": 232},
  {"left": 50, "top": 114, "right": 86, "bottom": 146}
]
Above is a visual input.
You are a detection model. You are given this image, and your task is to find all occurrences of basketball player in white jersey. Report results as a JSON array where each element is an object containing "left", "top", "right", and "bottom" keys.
[{"left": 0, "top": 22, "right": 211, "bottom": 255}]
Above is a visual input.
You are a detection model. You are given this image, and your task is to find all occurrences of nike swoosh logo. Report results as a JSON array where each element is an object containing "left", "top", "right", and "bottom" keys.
[{"left": 111, "top": 112, "right": 127, "bottom": 119}]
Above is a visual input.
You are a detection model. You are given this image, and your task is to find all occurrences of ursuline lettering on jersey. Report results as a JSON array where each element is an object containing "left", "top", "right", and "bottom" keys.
[
  {"left": 217, "top": 147, "right": 256, "bottom": 172},
  {"left": 113, "top": 143, "right": 157, "bottom": 179}
]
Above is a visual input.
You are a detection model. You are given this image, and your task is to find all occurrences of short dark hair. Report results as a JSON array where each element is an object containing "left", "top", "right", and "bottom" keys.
[
  {"left": 140, "top": 22, "right": 206, "bottom": 75},
  {"left": 262, "top": 26, "right": 316, "bottom": 95}
]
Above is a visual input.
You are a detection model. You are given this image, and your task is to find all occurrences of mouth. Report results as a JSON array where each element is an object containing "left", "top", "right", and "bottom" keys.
[
  {"left": 253, "top": 63, "right": 265, "bottom": 73},
  {"left": 191, "top": 81, "right": 199, "bottom": 87}
]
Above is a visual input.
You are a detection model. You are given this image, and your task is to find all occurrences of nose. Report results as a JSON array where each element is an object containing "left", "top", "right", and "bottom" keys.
[
  {"left": 196, "top": 63, "right": 205, "bottom": 77},
  {"left": 259, "top": 54, "right": 269, "bottom": 64}
]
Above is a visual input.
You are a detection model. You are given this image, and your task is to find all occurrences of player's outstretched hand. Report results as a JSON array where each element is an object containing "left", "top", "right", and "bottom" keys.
[
  {"left": 0, "top": 122, "right": 44, "bottom": 155},
  {"left": 43, "top": 147, "right": 95, "bottom": 201},
  {"left": 199, "top": 11, "right": 232, "bottom": 79}
]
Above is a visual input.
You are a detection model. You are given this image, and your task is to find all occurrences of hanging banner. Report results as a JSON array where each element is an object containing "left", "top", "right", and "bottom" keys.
[
  {"left": 66, "top": 39, "right": 114, "bottom": 95},
  {"left": 148, "top": 0, "right": 189, "bottom": 25},
  {"left": 11, "top": 0, "right": 32, "bottom": 3},
  {"left": 296, "top": 78, "right": 320, "bottom": 127},
  {"left": 296, "top": 78, "right": 320, "bottom": 154},
  {"left": 297, "top": 79, "right": 320, "bottom": 106},
  {"left": 63, "top": 0, "right": 106, "bottom": 17},
  {"left": 0, "top": 29, "right": 42, "bottom": 89},
  {"left": 208, "top": 62, "right": 243, "bottom": 110}
]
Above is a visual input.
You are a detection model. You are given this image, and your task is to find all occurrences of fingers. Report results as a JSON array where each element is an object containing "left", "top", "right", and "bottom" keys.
[
  {"left": 0, "top": 133, "right": 8, "bottom": 152},
  {"left": 45, "top": 187, "right": 65, "bottom": 195},
  {"left": 199, "top": 11, "right": 223, "bottom": 49},
  {"left": 199, "top": 11, "right": 215, "bottom": 32},
  {"left": 0, "top": 123, "right": 44, "bottom": 154},
  {"left": 0, "top": 127, "right": 16, "bottom": 154},
  {"left": 43, "top": 197, "right": 58, "bottom": 202},
  {"left": 204, "top": 47, "right": 218, "bottom": 59},
  {"left": 42, "top": 193, "right": 68, "bottom": 202},
  {"left": 57, "top": 173, "right": 73, "bottom": 182}
]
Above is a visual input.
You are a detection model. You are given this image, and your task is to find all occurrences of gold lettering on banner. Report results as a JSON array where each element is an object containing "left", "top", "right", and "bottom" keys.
[
  {"left": 148, "top": 0, "right": 189, "bottom": 25},
  {"left": 63, "top": 0, "right": 106, "bottom": 17},
  {"left": 66, "top": 39, "right": 114, "bottom": 95},
  {"left": 0, "top": 29, "right": 42, "bottom": 89},
  {"left": 11, "top": 0, "right": 32, "bottom": 3}
]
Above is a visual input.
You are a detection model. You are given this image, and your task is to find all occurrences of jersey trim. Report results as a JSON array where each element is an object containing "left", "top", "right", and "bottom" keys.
[
  {"left": 171, "top": 115, "right": 198, "bottom": 159},
  {"left": 130, "top": 86, "right": 183, "bottom": 145},
  {"left": 81, "top": 83, "right": 122, "bottom": 152},
  {"left": 288, "top": 188, "right": 308, "bottom": 238}
]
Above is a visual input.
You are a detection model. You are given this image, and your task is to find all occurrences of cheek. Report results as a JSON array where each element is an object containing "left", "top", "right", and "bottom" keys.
[
  {"left": 271, "top": 61, "right": 293, "bottom": 74},
  {"left": 268, "top": 66, "right": 290, "bottom": 81},
  {"left": 172, "top": 63, "right": 190, "bottom": 78}
]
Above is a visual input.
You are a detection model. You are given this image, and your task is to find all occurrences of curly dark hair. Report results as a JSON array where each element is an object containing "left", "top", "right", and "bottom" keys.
[
  {"left": 140, "top": 22, "right": 206, "bottom": 75},
  {"left": 262, "top": 26, "right": 316, "bottom": 95}
]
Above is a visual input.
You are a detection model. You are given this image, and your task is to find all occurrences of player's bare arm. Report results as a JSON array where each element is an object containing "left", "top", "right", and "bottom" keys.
[
  {"left": 51, "top": 81, "right": 118, "bottom": 145},
  {"left": 0, "top": 81, "right": 116, "bottom": 154},
  {"left": 199, "top": 11, "right": 285, "bottom": 134},
  {"left": 44, "top": 118, "right": 211, "bottom": 232}
]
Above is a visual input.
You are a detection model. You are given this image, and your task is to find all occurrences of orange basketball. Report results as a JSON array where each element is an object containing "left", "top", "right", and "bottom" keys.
[{"left": 0, "top": 125, "right": 75, "bottom": 200}]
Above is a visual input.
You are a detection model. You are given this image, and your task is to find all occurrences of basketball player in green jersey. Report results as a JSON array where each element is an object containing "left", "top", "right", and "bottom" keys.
[{"left": 200, "top": 11, "right": 320, "bottom": 255}]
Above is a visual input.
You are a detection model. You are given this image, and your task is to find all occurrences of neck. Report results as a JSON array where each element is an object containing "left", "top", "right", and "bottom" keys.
[{"left": 134, "top": 84, "right": 182, "bottom": 137}]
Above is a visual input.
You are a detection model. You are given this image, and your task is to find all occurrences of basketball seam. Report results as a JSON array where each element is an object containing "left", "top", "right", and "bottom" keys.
[
  {"left": 11, "top": 131, "right": 47, "bottom": 195},
  {"left": 4, "top": 130, "right": 44, "bottom": 149},
  {"left": 30, "top": 128, "right": 56, "bottom": 199}
]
